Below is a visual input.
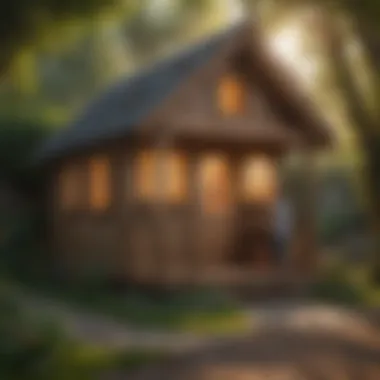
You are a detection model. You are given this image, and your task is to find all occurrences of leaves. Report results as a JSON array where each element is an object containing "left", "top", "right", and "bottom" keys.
[{"left": 0, "top": 0, "right": 140, "bottom": 72}]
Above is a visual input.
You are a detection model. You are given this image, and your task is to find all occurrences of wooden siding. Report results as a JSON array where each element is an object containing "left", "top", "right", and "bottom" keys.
[
  {"left": 46, "top": 42, "right": 322, "bottom": 286},
  {"left": 147, "top": 49, "right": 302, "bottom": 151},
  {"left": 48, "top": 137, "right": 319, "bottom": 286}
]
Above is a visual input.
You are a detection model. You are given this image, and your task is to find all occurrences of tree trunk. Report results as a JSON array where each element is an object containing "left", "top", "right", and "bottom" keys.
[{"left": 319, "top": 9, "right": 380, "bottom": 272}]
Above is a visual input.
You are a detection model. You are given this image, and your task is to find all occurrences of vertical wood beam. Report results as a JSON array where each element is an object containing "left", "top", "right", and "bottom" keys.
[
  {"left": 154, "top": 137, "right": 173, "bottom": 287},
  {"left": 292, "top": 148, "right": 319, "bottom": 276},
  {"left": 113, "top": 148, "right": 131, "bottom": 282},
  {"left": 187, "top": 154, "right": 200, "bottom": 286}
]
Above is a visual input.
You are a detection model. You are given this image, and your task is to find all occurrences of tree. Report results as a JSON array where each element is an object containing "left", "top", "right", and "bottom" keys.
[
  {"left": 2, "top": 0, "right": 116, "bottom": 71},
  {"left": 315, "top": 7, "right": 379, "bottom": 227},
  {"left": 1, "top": 0, "right": 218, "bottom": 74}
]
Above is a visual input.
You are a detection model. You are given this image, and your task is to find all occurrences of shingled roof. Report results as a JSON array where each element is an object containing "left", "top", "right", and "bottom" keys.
[
  {"left": 37, "top": 24, "right": 243, "bottom": 162},
  {"left": 37, "top": 21, "right": 332, "bottom": 163}
]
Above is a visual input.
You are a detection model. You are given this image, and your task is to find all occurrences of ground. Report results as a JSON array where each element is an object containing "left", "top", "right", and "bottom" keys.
[
  {"left": 15, "top": 289, "right": 380, "bottom": 379},
  {"left": 109, "top": 305, "right": 380, "bottom": 379}
]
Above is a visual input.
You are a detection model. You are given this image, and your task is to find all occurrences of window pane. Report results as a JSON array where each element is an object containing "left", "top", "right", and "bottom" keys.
[
  {"left": 59, "top": 163, "right": 80, "bottom": 210},
  {"left": 241, "top": 155, "right": 277, "bottom": 203},
  {"left": 218, "top": 75, "right": 246, "bottom": 116},
  {"left": 134, "top": 149, "right": 188, "bottom": 203},
  {"left": 199, "top": 154, "right": 231, "bottom": 215},
  {"left": 89, "top": 156, "right": 111, "bottom": 210}
]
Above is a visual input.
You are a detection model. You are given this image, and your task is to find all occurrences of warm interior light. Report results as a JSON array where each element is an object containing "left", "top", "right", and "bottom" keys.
[
  {"left": 241, "top": 155, "right": 277, "bottom": 202},
  {"left": 134, "top": 149, "right": 188, "bottom": 203},
  {"left": 161, "top": 151, "right": 188, "bottom": 203},
  {"left": 89, "top": 155, "right": 111, "bottom": 210},
  {"left": 218, "top": 74, "right": 246, "bottom": 115},
  {"left": 199, "top": 154, "right": 231, "bottom": 214}
]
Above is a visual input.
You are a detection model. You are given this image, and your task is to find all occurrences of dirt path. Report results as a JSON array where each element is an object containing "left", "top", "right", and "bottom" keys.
[
  {"left": 107, "top": 304, "right": 380, "bottom": 380},
  {"left": 14, "top": 287, "right": 380, "bottom": 379},
  {"left": 130, "top": 328, "right": 380, "bottom": 380}
]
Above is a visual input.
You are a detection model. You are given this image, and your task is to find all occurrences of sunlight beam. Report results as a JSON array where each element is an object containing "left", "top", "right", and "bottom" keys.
[{"left": 267, "top": 23, "right": 319, "bottom": 86}]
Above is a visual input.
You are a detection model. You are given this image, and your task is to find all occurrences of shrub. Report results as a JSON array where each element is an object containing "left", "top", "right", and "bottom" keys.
[
  {"left": 311, "top": 263, "right": 367, "bottom": 305},
  {"left": 0, "top": 118, "right": 51, "bottom": 196},
  {"left": 0, "top": 284, "right": 164, "bottom": 379}
]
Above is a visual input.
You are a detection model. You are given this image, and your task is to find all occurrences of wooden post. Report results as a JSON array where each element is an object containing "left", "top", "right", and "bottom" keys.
[
  {"left": 111, "top": 149, "right": 134, "bottom": 284},
  {"left": 154, "top": 136, "right": 178, "bottom": 287},
  {"left": 303, "top": 151, "right": 319, "bottom": 274},
  {"left": 188, "top": 154, "right": 200, "bottom": 286},
  {"left": 292, "top": 149, "right": 318, "bottom": 276}
]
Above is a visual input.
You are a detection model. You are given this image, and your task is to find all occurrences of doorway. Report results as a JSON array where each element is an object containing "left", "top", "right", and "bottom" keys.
[
  {"left": 197, "top": 153, "right": 234, "bottom": 270},
  {"left": 233, "top": 154, "right": 279, "bottom": 270}
]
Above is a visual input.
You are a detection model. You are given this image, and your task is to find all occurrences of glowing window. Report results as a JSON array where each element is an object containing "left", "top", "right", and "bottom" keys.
[
  {"left": 218, "top": 74, "right": 246, "bottom": 116},
  {"left": 89, "top": 156, "right": 111, "bottom": 211},
  {"left": 161, "top": 151, "right": 188, "bottom": 203},
  {"left": 199, "top": 154, "right": 231, "bottom": 215},
  {"left": 59, "top": 163, "right": 80, "bottom": 210},
  {"left": 134, "top": 150, "right": 188, "bottom": 203},
  {"left": 241, "top": 155, "right": 277, "bottom": 203}
]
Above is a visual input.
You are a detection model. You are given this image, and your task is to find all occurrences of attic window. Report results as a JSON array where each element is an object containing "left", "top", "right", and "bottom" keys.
[
  {"left": 89, "top": 155, "right": 111, "bottom": 211},
  {"left": 218, "top": 74, "right": 246, "bottom": 116}
]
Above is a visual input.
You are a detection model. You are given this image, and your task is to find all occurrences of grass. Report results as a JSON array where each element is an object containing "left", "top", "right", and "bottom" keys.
[
  {"left": 65, "top": 344, "right": 167, "bottom": 376},
  {"left": 14, "top": 276, "right": 250, "bottom": 335},
  {"left": 310, "top": 259, "right": 380, "bottom": 307},
  {"left": 0, "top": 281, "right": 166, "bottom": 379}
]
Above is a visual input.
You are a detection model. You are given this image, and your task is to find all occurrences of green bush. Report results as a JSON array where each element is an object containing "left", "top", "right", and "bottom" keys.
[
  {"left": 0, "top": 284, "right": 165, "bottom": 379},
  {"left": 309, "top": 259, "right": 380, "bottom": 307},
  {"left": 0, "top": 286, "right": 95, "bottom": 380},
  {"left": 311, "top": 264, "right": 367, "bottom": 305},
  {"left": 318, "top": 211, "right": 367, "bottom": 245},
  {"left": 0, "top": 118, "right": 52, "bottom": 279},
  {"left": 0, "top": 118, "right": 51, "bottom": 196},
  {"left": 0, "top": 207, "right": 47, "bottom": 279}
]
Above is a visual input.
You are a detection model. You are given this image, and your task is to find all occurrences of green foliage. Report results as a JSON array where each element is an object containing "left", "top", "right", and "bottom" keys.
[
  {"left": 370, "top": 261, "right": 380, "bottom": 286},
  {"left": 0, "top": 118, "right": 50, "bottom": 279},
  {"left": 20, "top": 278, "right": 248, "bottom": 334},
  {"left": 0, "top": 286, "right": 98, "bottom": 379},
  {"left": 311, "top": 261, "right": 380, "bottom": 306},
  {"left": 0, "top": 207, "right": 46, "bottom": 279},
  {"left": 311, "top": 264, "right": 366, "bottom": 305},
  {"left": 0, "top": 284, "right": 167, "bottom": 379},
  {"left": 319, "top": 211, "right": 367, "bottom": 245},
  {"left": 1, "top": 0, "right": 123, "bottom": 68},
  {"left": 0, "top": 118, "right": 51, "bottom": 195}
]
